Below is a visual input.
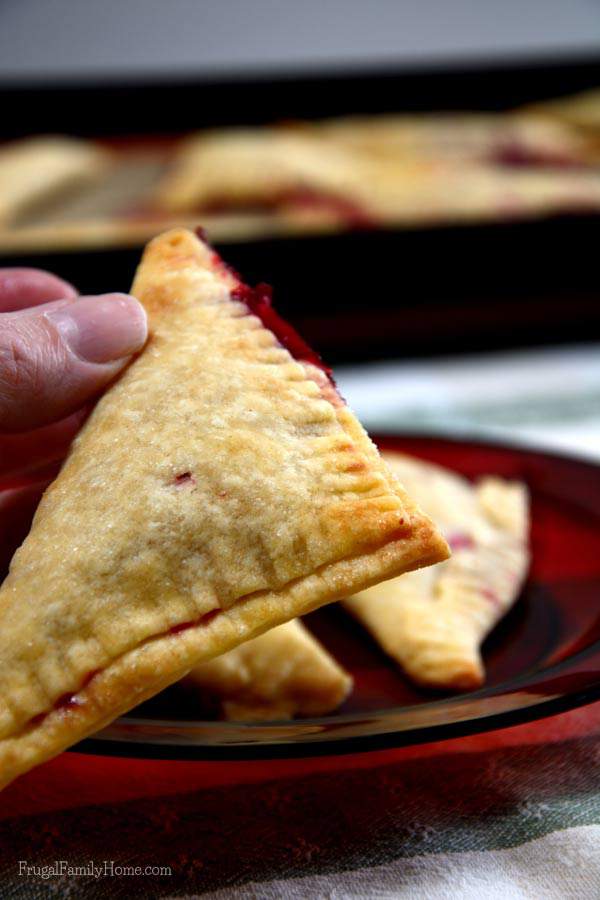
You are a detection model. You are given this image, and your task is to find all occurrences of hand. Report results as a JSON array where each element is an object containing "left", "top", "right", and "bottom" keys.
[{"left": 0, "top": 267, "right": 147, "bottom": 572}]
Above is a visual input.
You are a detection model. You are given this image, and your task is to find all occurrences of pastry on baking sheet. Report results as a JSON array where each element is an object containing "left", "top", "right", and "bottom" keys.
[
  {"left": 0, "top": 210, "right": 287, "bottom": 255},
  {"left": 315, "top": 113, "right": 587, "bottom": 166},
  {"left": 0, "top": 135, "right": 109, "bottom": 227},
  {"left": 330, "top": 161, "right": 600, "bottom": 226},
  {"left": 154, "top": 121, "right": 600, "bottom": 230},
  {"left": 154, "top": 127, "right": 370, "bottom": 215},
  {"left": 345, "top": 452, "right": 529, "bottom": 691},
  {"left": 5, "top": 162, "right": 600, "bottom": 256},
  {"left": 0, "top": 228, "right": 448, "bottom": 789},
  {"left": 184, "top": 619, "right": 352, "bottom": 720},
  {"left": 522, "top": 89, "right": 600, "bottom": 136},
  {"left": 1, "top": 117, "right": 598, "bottom": 255}
]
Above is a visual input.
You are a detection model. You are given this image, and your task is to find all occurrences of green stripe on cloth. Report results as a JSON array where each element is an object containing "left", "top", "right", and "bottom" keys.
[{"left": 2, "top": 737, "right": 600, "bottom": 897}]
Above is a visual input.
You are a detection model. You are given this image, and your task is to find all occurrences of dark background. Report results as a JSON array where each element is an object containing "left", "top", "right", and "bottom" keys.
[{"left": 1, "top": 0, "right": 600, "bottom": 363}]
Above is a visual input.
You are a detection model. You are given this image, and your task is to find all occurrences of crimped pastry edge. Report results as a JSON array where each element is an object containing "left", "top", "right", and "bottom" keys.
[{"left": 0, "top": 518, "right": 446, "bottom": 789}]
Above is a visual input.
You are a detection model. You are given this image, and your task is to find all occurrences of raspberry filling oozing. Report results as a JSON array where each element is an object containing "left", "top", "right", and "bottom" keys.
[
  {"left": 168, "top": 608, "right": 220, "bottom": 635},
  {"left": 195, "top": 231, "right": 327, "bottom": 380},
  {"left": 230, "top": 281, "right": 344, "bottom": 408},
  {"left": 28, "top": 669, "right": 102, "bottom": 726},
  {"left": 491, "top": 142, "right": 580, "bottom": 169},
  {"left": 173, "top": 471, "right": 197, "bottom": 489},
  {"left": 231, "top": 283, "right": 329, "bottom": 372},
  {"left": 193, "top": 235, "right": 327, "bottom": 376},
  {"left": 447, "top": 532, "right": 476, "bottom": 552}
]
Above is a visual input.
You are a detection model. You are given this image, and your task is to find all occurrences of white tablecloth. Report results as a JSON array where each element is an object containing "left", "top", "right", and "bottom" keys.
[{"left": 336, "top": 343, "right": 600, "bottom": 461}]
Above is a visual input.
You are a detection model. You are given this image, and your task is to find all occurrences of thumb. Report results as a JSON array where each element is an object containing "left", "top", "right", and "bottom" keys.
[{"left": 0, "top": 294, "right": 147, "bottom": 432}]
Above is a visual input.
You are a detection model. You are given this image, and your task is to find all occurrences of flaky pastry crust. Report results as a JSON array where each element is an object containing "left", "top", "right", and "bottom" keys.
[
  {"left": 184, "top": 619, "right": 352, "bottom": 720},
  {"left": 345, "top": 452, "right": 529, "bottom": 691},
  {"left": 0, "top": 229, "right": 447, "bottom": 788}
]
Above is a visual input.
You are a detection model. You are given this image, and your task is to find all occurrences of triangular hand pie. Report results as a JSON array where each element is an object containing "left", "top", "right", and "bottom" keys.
[
  {"left": 315, "top": 113, "right": 585, "bottom": 165},
  {"left": 0, "top": 136, "right": 108, "bottom": 227},
  {"left": 153, "top": 122, "right": 596, "bottom": 233},
  {"left": 154, "top": 128, "right": 366, "bottom": 214},
  {"left": 344, "top": 452, "right": 529, "bottom": 690},
  {"left": 183, "top": 619, "right": 352, "bottom": 720},
  {"left": 0, "top": 229, "right": 448, "bottom": 788}
]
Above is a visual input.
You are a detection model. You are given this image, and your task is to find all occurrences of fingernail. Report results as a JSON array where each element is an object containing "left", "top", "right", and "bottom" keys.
[{"left": 48, "top": 294, "right": 147, "bottom": 364}]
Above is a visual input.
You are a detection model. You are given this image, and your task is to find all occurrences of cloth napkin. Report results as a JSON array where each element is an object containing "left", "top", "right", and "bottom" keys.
[
  {"left": 335, "top": 342, "right": 600, "bottom": 461},
  {"left": 1, "top": 702, "right": 599, "bottom": 898}
]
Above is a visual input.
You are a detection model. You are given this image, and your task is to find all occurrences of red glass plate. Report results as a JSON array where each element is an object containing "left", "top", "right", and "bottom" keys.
[{"left": 80, "top": 434, "right": 600, "bottom": 760}]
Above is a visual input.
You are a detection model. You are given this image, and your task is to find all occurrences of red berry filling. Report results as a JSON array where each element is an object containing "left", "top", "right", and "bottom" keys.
[
  {"left": 491, "top": 143, "right": 579, "bottom": 169},
  {"left": 168, "top": 609, "right": 220, "bottom": 636},
  {"left": 231, "top": 283, "right": 331, "bottom": 373},
  {"left": 26, "top": 610, "right": 223, "bottom": 730},
  {"left": 447, "top": 532, "right": 476, "bottom": 552},
  {"left": 229, "top": 281, "right": 345, "bottom": 407},
  {"left": 481, "top": 587, "right": 502, "bottom": 610},
  {"left": 173, "top": 472, "right": 196, "bottom": 489}
]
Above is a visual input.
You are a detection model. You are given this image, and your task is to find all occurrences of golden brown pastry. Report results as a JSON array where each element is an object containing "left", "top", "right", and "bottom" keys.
[
  {"left": 522, "top": 89, "right": 600, "bottom": 135},
  {"left": 0, "top": 229, "right": 448, "bottom": 789},
  {"left": 307, "top": 156, "right": 600, "bottom": 226},
  {"left": 0, "top": 211, "right": 285, "bottom": 255},
  {"left": 0, "top": 135, "right": 108, "bottom": 227},
  {"left": 184, "top": 619, "right": 352, "bottom": 720},
  {"left": 520, "top": 89, "right": 600, "bottom": 160},
  {"left": 345, "top": 452, "right": 529, "bottom": 691},
  {"left": 315, "top": 112, "right": 587, "bottom": 165},
  {"left": 154, "top": 124, "right": 600, "bottom": 232},
  {"left": 153, "top": 128, "right": 370, "bottom": 214},
  {"left": 155, "top": 115, "right": 587, "bottom": 220},
  {"left": 2, "top": 111, "right": 597, "bottom": 256}
]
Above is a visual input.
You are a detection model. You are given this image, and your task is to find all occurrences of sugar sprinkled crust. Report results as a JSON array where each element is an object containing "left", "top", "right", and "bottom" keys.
[
  {"left": 345, "top": 451, "right": 529, "bottom": 691},
  {"left": 0, "top": 229, "right": 448, "bottom": 789},
  {"left": 183, "top": 619, "right": 352, "bottom": 720}
]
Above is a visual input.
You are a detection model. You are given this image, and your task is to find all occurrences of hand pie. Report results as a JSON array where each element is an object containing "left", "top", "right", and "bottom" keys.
[
  {"left": 522, "top": 89, "right": 600, "bottom": 137},
  {"left": 154, "top": 128, "right": 370, "bottom": 215},
  {"left": 304, "top": 152, "right": 600, "bottom": 227},
  {"left": 153, "top": 118, "right": 590, "bottom": 227},
  {"left": 0, "top": 210, "right": 286, "bottom": 255},
  {"left": 0, "top": 136, "right": 108, "bottom": 227},
  {"left": 315, "top": 113, "right": 586, "bottom": 166},
  {"left": 0, "top": 229, "right": 448, "bottom": 789},
  {"left": 344, "top": 452, "right": 529, "bottom": 691},
  {"left": 183, "top": 619, "right": 352, "bottom": 720}
]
